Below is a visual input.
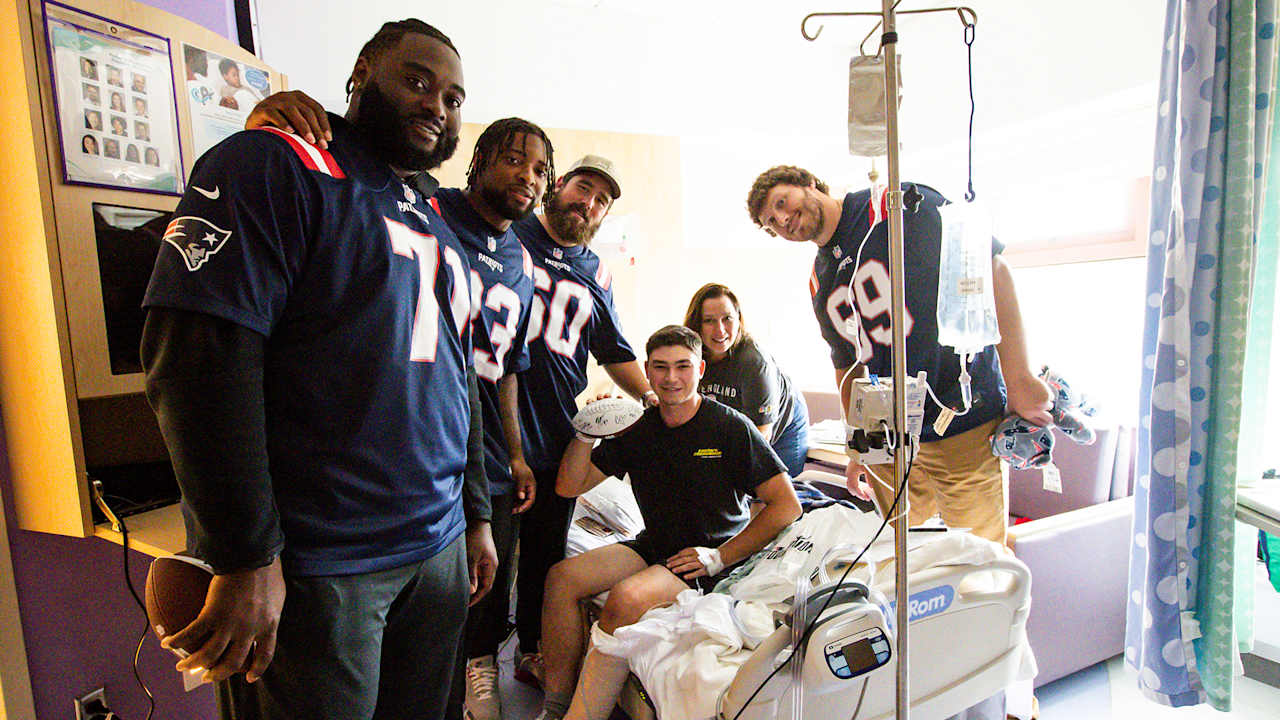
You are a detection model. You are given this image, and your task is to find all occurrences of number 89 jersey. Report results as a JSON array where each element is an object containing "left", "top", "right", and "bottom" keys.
[
  {"left": 811, "top": 184, "right": 1006, "bottom": 441},
  {"left": 512, "top": 214, "right": 637, "bottom": 472}
]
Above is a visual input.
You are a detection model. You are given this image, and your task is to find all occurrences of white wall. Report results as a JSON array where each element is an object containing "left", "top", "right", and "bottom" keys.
[{"left": 255, "top": 0, "right": 1165, "bottom": 419}]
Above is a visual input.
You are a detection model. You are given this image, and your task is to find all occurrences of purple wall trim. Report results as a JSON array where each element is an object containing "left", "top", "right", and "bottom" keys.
[{"left": 135, "top": 0, "right": 238, "bottom": 42}]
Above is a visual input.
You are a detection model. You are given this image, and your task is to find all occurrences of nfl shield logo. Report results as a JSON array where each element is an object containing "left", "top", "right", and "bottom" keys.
[
  {"left": 403, "top": 185, "right": 415, "bottom": 203},
  {"left": 488, "top": 237, "right": 496, "bottom": 252},
  {"left": 833, "top": 246, "right": 843, "bottom": 259},
  {"left": 553, "top": 248, "right": 563, "bottom": 259}
]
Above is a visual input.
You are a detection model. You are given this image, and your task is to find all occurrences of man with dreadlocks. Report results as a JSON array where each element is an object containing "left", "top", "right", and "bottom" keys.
[
  {"left": 143, "top": 19, "right": 495, "bottom": 719},
  {"left": 435, "top": 118, "right": 553, "bottom": 720}
]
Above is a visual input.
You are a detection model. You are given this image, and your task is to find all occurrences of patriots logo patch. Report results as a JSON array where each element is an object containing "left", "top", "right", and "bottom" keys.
[{"left": 163, "top": 216, "right": 232, "bottom": 271}]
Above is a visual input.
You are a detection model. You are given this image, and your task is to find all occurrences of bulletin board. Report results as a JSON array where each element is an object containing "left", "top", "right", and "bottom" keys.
[{"left": 24, "top": 0, "right": 288, "bottom": 400}]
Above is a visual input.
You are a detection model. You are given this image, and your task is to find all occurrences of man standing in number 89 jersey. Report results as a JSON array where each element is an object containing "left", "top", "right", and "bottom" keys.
[
  {"left": 433, "top": 118, "right": 552, "bottom": 720},
  {"left": 746, "top": 165, "right": 1053, "bottom": 547},
  {"left": 510, "top": 156, "right": 653, "bottom": 694}
]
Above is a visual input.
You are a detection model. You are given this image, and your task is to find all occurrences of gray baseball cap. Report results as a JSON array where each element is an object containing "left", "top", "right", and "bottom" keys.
[{"left": 564, "top": 154, "right": 622, "bottom": 199}]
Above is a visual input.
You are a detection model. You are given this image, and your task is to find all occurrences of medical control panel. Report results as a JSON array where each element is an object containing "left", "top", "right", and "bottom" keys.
[
  {"left": 845, "top": 373, "right": 926, "bottom": 464},
  {"left": 824, "top": 626, "right": 892, "bottom": 679}
]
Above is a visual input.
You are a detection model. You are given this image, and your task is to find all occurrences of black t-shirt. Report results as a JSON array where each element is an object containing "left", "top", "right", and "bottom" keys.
[
  {"left": 592, "top": 397, "right": 786, "bottom": 560},
  {"left": 699, "top": 337, "right": 806, "bottom": 445}
]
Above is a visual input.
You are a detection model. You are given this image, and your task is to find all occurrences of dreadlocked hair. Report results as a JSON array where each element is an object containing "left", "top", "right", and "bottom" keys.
[
  {"left": 745, "top": 165, "right": 829, "bottom": 227},
  {"left": 346, "top": 19, "right": 458, "bottom": 97},
  {"left": 465, "top": 117, "right": 555, "bottom": 191}
]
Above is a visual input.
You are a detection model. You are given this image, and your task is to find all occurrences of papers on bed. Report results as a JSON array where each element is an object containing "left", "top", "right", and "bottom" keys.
[{"left": 566, "top": 475, "right": 644, "bottom": 558}]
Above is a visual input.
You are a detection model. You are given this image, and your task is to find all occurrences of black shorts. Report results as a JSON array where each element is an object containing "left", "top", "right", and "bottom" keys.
[{"left": 621, "top": 535, "right": 738, "bottom": 594}]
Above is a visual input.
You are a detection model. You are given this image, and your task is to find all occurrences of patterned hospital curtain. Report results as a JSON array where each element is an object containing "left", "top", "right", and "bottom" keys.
[{"left": 1128, "top": 0, "right": 1278, "bottom": 710}]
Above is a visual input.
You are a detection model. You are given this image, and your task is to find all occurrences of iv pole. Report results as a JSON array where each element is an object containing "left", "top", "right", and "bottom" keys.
[{"left": 800, "top": 4, "right": 977, "bottom": 719}]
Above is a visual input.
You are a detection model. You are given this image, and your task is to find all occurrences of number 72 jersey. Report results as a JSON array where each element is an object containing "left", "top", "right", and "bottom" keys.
[{"left": 512, "top": 214, "right": 637, "bottom": 472}]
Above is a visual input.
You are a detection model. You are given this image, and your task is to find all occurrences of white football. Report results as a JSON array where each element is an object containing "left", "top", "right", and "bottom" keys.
[{"left": 571, "top": 397, "right": 645, "bottom": 438}]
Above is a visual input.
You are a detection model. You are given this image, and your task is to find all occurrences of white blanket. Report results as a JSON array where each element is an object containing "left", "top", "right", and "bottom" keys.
[{"left": 594, "top": 505, "right": 1025, "bottom": 720}]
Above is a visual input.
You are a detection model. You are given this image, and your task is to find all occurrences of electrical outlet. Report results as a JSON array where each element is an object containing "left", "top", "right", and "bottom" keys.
[{"left": 74, "top": 686, "right": 111, "bottom": 720}]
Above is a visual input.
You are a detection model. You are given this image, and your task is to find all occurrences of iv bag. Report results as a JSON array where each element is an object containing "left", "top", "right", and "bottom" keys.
[
  {"left": 848, "top": 54, "right": 902, "bottom": 158},
  {"left": 936, "top": 201, "right": 1000, "bottom": 356}
]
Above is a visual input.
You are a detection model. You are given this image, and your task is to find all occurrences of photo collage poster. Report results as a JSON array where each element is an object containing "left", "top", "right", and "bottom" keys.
[
  {"left": 182, "top": 43, "right": 272, "bottom": 160},
  {"left": 44, "top": 1, "right": 183, "bottom": 194}
]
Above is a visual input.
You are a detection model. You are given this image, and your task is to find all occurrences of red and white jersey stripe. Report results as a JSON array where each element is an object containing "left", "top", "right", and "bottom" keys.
[
  {"left": 521, "top": 245, "right": 534, "bottom": 279},
  {"left": 594, "top": 259, "right": 612, "bottom": 291},
  {"left": 257, "top": 127, "right": 346, "bottom": 179},
  {"left": 867, "top": 184, "right": 889, "bottom": 228}
]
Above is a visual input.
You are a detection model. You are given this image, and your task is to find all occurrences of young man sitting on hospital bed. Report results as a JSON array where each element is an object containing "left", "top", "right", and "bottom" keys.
[{"left": 539, "top": 325, "right": 802, "bottom": 720}]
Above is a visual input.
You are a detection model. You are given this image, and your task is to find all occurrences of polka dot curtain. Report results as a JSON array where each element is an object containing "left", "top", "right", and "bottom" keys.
[{"left": 1128, "top": 0, "right": 1278, "bottom": 710}]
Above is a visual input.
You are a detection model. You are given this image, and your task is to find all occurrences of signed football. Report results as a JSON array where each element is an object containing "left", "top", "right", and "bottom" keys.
[
  {"left": 571, "top": 397, "right": 645, "bottom": 439},
  {"left": 144, "top": 553, "right": 213, "bottom": 655}
]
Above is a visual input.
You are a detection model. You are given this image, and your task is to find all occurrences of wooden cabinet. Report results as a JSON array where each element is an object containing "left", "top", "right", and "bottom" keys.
[{"left": 1, "top": 0, "right": 284, "bottom": 555}]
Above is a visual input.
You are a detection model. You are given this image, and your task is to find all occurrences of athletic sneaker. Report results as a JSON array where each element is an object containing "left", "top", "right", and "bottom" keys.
[
  {"left": 464, "top": 655, "right": 500, "bottom": 720},
  {"left": 515, "top": 650, "right": 545, "bottom": 689}
]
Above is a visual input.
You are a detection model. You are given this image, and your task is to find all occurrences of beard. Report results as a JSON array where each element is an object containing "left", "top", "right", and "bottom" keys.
[
  {"left": 479, "top": 182, "right": 535, "bottom": 222},
  {"left": 353, "top": 79, "right": 459, "bottom": 172},
  {"left": 801, "top": 194, "right": 825, "bottom": 243},
  {"left": 544, "top": 189, "right": 603, "bottom": 246}
]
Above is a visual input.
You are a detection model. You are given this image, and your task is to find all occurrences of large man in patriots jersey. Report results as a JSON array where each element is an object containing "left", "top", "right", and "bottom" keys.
[
  {"left": 511, "top": 155, "right": 654, "bottom": 691},
  {"left": 141, "top": 20, "right": 496, "bottom": 720},
  {"left": 746, "top": 166, "right": 1053, "bottom": 545},
  {"left": 243, "top": 95, "right": 556, "bottom": 720}
]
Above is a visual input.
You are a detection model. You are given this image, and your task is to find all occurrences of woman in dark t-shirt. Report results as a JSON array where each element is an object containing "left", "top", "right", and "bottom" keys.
[{"left": 683, "top": 283, "right": 810, "bottom": 475}]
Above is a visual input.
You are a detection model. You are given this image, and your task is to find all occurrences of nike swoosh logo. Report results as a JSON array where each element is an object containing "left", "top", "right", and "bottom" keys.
[{"left": 193, "top": 185, "right": 220, "bottom": 200}]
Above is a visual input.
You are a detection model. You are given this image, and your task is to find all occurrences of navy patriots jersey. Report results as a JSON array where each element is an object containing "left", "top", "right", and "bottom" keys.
[
  {"left": 435, "top": 188, "right": 535, "bottom": 495},
  {"left": 144, "top": 115, "right": 473, "bottom": 576},
  {"left": 511, "top": 214, "right": 637, "bottom": 472},
  {"left": 810, "top": 184, "right": 1006, "bottom": 441}
]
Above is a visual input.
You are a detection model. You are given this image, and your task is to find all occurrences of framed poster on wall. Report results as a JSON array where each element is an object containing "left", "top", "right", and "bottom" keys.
[
  {"left": 181, "top": 42, "right": 271, "bottom": 160},
  {"left": 42, "top": 0, "right": 183, "bottom": 194}
]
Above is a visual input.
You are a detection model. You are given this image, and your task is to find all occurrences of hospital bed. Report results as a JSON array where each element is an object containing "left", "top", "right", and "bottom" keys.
[{"left": 568, "top": 476, "right": 1036, "bottom": 720}]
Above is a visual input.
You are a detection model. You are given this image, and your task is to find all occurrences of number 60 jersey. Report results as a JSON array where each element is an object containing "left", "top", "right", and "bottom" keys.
[
  {"left": 811, "top": 183, "right": 1006, "bottom": 442},
  {"left": 512, "top": 214, "right": 637, "bottom": 472}
]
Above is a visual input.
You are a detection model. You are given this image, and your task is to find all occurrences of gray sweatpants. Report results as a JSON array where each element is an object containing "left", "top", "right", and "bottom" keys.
[{"left": 220, "top": 534, "right": 469, "bottom": 720}]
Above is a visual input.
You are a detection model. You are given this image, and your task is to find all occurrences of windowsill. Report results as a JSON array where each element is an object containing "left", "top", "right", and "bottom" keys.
[
  {"left": 1003, "top": 232, "right": 1146, "bottom": 267},
  {"left": 1001, "top": 176, "right": 1151, "bottom": 268}
]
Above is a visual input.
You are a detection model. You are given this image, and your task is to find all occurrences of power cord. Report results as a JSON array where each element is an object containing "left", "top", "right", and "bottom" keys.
[
  {"left": 729, "top": 451, "right": 914, "bottom": 720},
  {"left": 850, "top": 675, "right": 871, "bottom": 720},
  {"left": 90, "top": 478, "right": 157, "bottom": 720}
]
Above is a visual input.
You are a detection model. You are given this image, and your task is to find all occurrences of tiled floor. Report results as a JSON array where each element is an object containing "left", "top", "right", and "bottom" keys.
[
  {"left": 1028, "top": 559, "right": 1280, "bottom": 719},
  {"left": 490, "top": 633, "right": 543, "bottom": 720},
  {"left": 1037, "top": 653, "right": 1279, "bottom": 719}
]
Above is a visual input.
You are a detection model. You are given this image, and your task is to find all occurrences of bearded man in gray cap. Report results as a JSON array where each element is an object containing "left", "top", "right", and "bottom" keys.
[{"left": 507, "top": 155, "right": 656, "bottom": 698}]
